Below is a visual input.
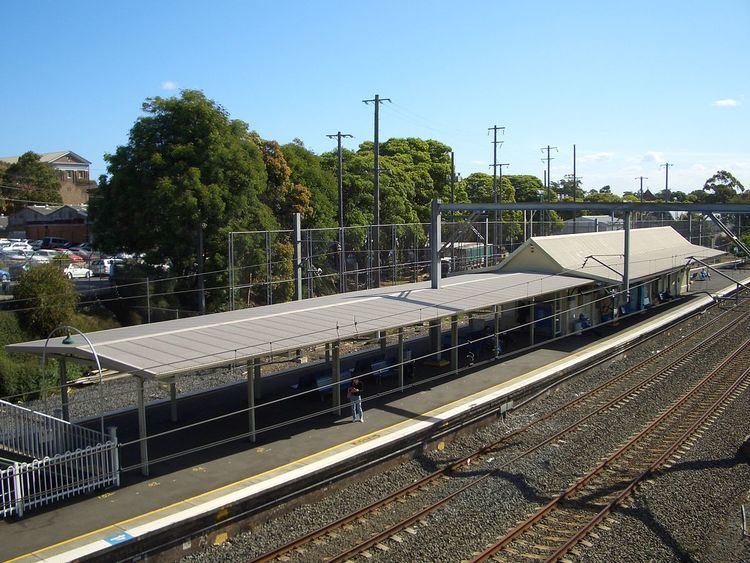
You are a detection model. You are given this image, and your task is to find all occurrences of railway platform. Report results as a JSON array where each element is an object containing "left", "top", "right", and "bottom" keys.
[{"left": 2, "top": 269, "right": 748, "bottom": 562}]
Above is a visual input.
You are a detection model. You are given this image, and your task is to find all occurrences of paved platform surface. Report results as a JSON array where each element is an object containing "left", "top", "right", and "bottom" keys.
[{"left": 3, "top": 269, "right": 748, "bottom": 562}]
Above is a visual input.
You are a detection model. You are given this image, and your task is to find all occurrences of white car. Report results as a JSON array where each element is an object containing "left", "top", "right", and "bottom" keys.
[
  {"left": 3, "top": 241, "right": 33, "bottom": 253},
  {"left": 63, "top": 264, "right": 92, "bottom": 279},
  {"left": 30, "top": 249, "right": 61, "bottom": 264},
  {"left": 90, "top": 258, "right": 123, "bottom": 277}
]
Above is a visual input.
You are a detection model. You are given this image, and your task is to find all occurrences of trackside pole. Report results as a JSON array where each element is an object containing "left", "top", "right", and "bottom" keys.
[
  {"left": 169, "top": 379, "right": 177, "bottom": 422},
  {"left": 247, "top": 359, "right": 256, "bottom": 443},
  {"left": 450, "top": 315, "right": 458, "bottom": 371},
  {"left": 59, "top": 357, "right": 69, "bottom": 422},
  {"left": 398, "top": 327, "right": 405, "bottom": 390},
  {"left": 332, "top": 341, "right": 341, "bottom": 416},
  {"left": 137, "top": 377, "right": 149, "bottom": 476}
]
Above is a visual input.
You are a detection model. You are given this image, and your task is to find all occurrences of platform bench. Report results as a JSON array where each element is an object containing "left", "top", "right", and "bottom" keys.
[
  {"left": 371, "top": 360, "right": 397, "bottom": 384},
  {"left": 316, "top": 368, "right": 353, "bottom": 400}
]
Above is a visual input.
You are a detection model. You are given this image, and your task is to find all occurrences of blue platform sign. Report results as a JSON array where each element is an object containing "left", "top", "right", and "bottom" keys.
[{"left": 105, "top": 531, "right": 133, "bottom": 545}]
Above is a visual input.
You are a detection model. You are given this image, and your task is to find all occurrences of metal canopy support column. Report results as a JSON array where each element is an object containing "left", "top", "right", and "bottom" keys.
[
  {"left": 398, "top": 327, "right": 404, "bottom": 390},
  {"left": 379, "top": 331, "right": 387, "bottom": 353},
  {"left": 293, "top": 213, "right": 303, "bottom": 301},
  {"left": 494, "top": 305, "right": 501, "bottom": 357},
  {"left": 332, "top": 341, "right": 341, "bottom": 416},
  {"left": 59, "top": 357, "right": 69, "bottom": 422},
  {"left": 254, "top": 358, "right": 262, "bottom": 400},
  {"left": 530, "top": 298, "right": 536, "bottom": 347},
  {"left": 450, "top": 315, "right": 458, "bottom": 372},
  {"left": 623, "top": 211, "right": 631, "bottom": 303},
  {"left": 137, "top": 376, "right": 149, "bottom": 477},
  {"left": 246, "top": 360, "right": 256, "bottom": 443},
  {"left": 169, "top": 378, "right": 178, "bottom": 423},
  {"left": 430, "top": 199, "right": 442, "bottom": 289},
  {"left": 430, "top": 319, "right": 443, "bottom": 362}
]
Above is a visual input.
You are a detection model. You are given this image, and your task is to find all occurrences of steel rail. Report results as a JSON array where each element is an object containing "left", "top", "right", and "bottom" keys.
[
  {"left": 548, "top": 362, "right": 750, "bottom": 561},
  {"left": 470, "top": 337, "right": 750, "bottom": 562},
  {"left": 251, "top": 304, "right": 749, "bottom": 562}
]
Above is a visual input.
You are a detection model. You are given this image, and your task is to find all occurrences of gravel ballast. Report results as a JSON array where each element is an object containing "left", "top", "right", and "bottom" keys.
[{"left": 181, "top": 303, "right": 750, "bottom": 562}]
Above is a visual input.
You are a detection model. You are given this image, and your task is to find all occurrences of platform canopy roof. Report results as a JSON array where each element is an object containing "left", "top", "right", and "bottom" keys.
[
  {"left": 6, "top": 271, "right": 591, "bottom": 379},
  {"left": 498, "top": 227, "right": 724, "bottom": 283}
]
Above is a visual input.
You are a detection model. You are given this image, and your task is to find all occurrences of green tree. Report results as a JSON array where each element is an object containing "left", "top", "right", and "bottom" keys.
[
  {"left": 506, "top": 175, "right": 544, "bottom": 202},
  {"left": 281, "top": 141, "right": 337, "bottom": 228},
  {"left": 1, "top": 151, "right": 63, "bottom": 212},
  {"left": 703, "top": 170, "right": 745, "bottom": 203},
  {"left": 91, "top": 90, "right": 277, "bottom": 311},
  {"left": 13, "top": 264, "right": 78, "bottom": 339}
]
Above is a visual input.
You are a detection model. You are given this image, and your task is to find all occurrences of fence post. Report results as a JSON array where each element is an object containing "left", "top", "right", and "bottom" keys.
[
  {"left": 108, "top": 426, "right": 120, "bottom": 487},
  {"left": 59, "top": 357, "right": 69, "bottom": 422},
  {"left": 228, "top": 232, "right": 235, "bottom": 311},
  {"left": 293, "top": 213, "right": 303, "bottom": 301},
  {"left": 12, "top": 463, "right": 23, "bottom": 517}
]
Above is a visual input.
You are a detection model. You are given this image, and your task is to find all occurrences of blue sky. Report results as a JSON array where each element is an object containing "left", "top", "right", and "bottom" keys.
[{"left": 1, "top": 0, "right": 748, "bottom": 195}]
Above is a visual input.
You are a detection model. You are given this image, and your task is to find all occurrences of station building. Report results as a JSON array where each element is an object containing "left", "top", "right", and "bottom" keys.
[{"left": 1, "top": 225, "right": 726, "bottom": 511}]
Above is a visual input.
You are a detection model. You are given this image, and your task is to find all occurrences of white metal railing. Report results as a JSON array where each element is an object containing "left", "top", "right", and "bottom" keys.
[
  {"left": 1, "top": 437, "right": 119, "bottom": 518},
  {"left": 0, "top": 399, "right": 103, "bottom": 459}
]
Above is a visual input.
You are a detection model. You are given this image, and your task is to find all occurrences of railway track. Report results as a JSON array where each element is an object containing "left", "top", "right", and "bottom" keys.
[
  {"left": 249, "top": 302, "right": 750, "bottom": 562},
  {"left": 470, "top": 336, "right": 750, "bottom": 562}
]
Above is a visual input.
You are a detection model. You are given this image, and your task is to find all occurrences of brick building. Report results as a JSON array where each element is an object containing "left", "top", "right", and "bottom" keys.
[{"left": 0, "top": 150, "right": 96, "bottom": 205}]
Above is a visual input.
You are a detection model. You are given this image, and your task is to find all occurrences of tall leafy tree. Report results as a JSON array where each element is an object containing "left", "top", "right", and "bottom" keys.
[
  {"left": 703, "top": 169, "right": 745, "bottom": 203},
  {"left": 281, "top": 141, "right": 337, "bottom": 229},
  {"left": 1, "top": 151, "right": 63, "bottom": 212},
  {"left": 90, "top": 90, "right": 275, "bottom": 310}
]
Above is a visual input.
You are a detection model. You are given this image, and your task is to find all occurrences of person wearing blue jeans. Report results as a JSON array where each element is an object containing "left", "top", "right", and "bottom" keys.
[{"left": 348, "top": 378, "right": 363, "bottom": 422}]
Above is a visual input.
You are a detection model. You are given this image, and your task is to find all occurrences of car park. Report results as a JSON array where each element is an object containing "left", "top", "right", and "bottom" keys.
[{"left": 63, "top": 264, "right": 92, "bottom": 279}]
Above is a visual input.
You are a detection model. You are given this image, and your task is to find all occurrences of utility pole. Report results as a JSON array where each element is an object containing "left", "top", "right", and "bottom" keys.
[
  {"left": 659, "top": 163, "right": 673, "bottom": 202},
  {"left": 327, "top": 131, "right": 353, "bottom": 293},
  {"left": 488, "top": 125, "right": 505, "bottom": 258},
  {"left": 572, "top": 144, "right": 577, "bottom": 233},
  {"left": 326, "top": 132, "right": 353, "bottom": 229},
  {"left": 450, "top": 152, "right": 456, "bottom": 270},
  {"left": 540, "top": 145, "right": 558, "bottom": 235},
  {"left": 363, "top": 94, "right": 391, "bottom": 287},
  {"left": 635, "top": 176, "right": 648, "bottom": 203},
  {"left": 496, "top": 162, "right": 510, "bottom": 255}
]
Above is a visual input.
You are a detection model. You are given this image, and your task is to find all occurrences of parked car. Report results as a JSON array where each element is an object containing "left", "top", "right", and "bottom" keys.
[
  {"left": 68, "top": 242, "right": 94, "bottom": 257},
  {"left": 41, "top": 236, "right": 70, "bottom": 249},
  {"left": 3, "top": 241, "right": 33, "bottom": 253},
  {"left": 63, "top": 264, "right": 92, "bottom": 279},
  {"left": 29, "top": 249, "right": 61, "bottom": 264},
  {"left": 90, "top": 258, "right": 123, "bottom": 277},
  {"left": 29, "top": 239, "right": 43, "bottom": 250},
  {"left": 53, "top": 249, "right": 84, "bottom": 262}
]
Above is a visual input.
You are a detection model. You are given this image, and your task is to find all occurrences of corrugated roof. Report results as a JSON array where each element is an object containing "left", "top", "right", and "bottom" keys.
[
  {"left": 6, "top": 271, "right": 591, "bottom": 379},
  {"left": 500, "top": 227, "right": 724, "bottom": 283}
]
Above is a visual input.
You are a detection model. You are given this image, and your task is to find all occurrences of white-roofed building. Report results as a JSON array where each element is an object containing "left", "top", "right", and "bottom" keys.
[{"left": 498, "top": 226, "right": 724, "bottom": 321}]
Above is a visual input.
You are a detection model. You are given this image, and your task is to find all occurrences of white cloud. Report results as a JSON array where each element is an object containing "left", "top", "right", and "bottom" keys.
[
  {"left": 641, "top": 151, "right": 664, "bottom": 163},
  {"left": 161, "top": 80, "right": 179, "bottom": 91},
  {"left": 691, "top": 163, "right": 708, "bottom": 173},
  {"left": 470, "top": 160, "right": 486, "bottom": 165},
  {"left": 581, "top": 151, "right": 614, "bottom": 163},
  {"left": 713, "top": 98, "right": 739, "bottom": 107}
]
